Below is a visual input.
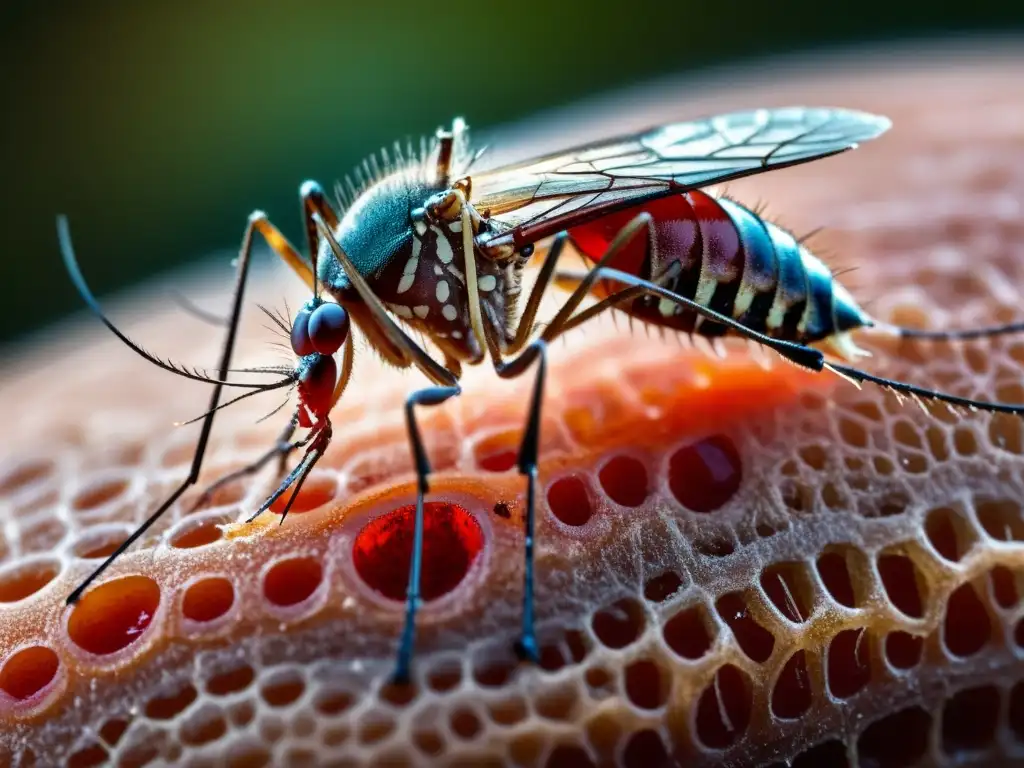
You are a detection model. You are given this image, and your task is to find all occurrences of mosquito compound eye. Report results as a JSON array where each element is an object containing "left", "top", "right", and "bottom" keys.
[
  {"left": 308, "top": 303, "right": 350, "bottom": 356},
  {"left": 290, "top": 308, "right": 316, "bottom": 357}
]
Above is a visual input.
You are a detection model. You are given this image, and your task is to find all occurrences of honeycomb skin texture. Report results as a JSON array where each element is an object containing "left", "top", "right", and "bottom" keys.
[{"left": 1, "top": 44, "right": 1024, "bottom": 768}]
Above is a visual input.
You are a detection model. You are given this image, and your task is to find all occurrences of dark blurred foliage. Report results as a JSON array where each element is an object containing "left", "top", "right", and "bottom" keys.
[{"left": 1, "top": 1, "right": 1021, "bottom": 344}]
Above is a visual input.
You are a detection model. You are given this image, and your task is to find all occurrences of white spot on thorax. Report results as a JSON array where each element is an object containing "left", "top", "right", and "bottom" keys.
[
  {"left": 478, "top": 275, "right": 496, "bottom": 292},
  {"left": 397, "top": 273, "right": 415, "bottom": 294},
  {"left": 387, "top": 302, "right": 413, "bottom": 319},
  {"left": 436, "top": 280, "right": 450, "bottom": 302},
  {"left": 433, "top": 226, "right": 454, "bottom": 264}
]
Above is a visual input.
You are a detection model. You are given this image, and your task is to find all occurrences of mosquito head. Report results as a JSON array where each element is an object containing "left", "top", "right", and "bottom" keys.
[
  {"left": 294, "top": 351, "right": 338, "bottom": 429},
  {"left": 291, "top": 298, "right": 351, "bottom": 358}
]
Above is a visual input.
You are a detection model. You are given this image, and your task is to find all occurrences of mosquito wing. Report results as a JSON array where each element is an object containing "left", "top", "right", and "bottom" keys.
[{"left": 471, "top": 107, "right": 890, "bottom": 248}]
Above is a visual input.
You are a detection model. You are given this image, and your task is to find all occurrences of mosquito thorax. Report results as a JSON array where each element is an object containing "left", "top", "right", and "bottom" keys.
[
  {"left": 316, "top": 174, "right": 445, "bottom": 296},
  {"left": 316, "top": 171, "right": 511, "bottom": 365}
]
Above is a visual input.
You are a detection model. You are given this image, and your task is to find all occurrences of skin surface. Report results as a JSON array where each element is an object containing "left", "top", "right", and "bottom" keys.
[{"left": 0, "top": 42, "right": 1023, "bottom": 767}]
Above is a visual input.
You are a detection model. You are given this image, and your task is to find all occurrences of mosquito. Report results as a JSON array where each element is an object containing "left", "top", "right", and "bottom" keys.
[{"left": 58, "top": 107, "right": 1024, "bottom": 684}]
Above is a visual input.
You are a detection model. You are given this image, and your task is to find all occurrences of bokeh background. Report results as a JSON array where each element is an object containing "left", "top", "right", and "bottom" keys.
[{"left": 1, "top": 2, "right": 1021, "bottom": 346}]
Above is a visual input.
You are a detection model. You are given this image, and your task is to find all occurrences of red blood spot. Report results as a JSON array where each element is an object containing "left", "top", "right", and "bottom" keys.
[
  {"left": 598, "top": 455, "right": 649, "bottom": 507},
  {"left": 67, "top": 575, "right": 160, "bottom": 655},
  {"left": 547, "top": 476, "right": 594, "bottom": 526},
  {"left": 353, "top": 502, "right": 484, "bottom": 602},
  {"left": 268, "top": 475, "right": 337, "bottom": 515},
  {"left": 182, "top": 577, "right": 235, "bottom": 623},
  {"left": 0, "top": 646, "right": 59, "bottom": 700},
  {"left": 569, "top": 193, "right": 700, "bottom": 296},
  {"left": 263, "top": 557, "right": 323, "bottom": 607},
  {"left": 474, "top": 432, "right": 519, "bottom": 472},
  {"left": 668, "top": 435, "right": 742, "bottom": 513}
]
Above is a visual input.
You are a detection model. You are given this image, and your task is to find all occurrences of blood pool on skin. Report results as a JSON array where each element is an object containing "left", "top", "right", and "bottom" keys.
[
  {"left": 353, "top": 502, "right": 484, "bottom": 602},
  {"left": 66, "top": 575, "right": 161, "bottom": 656}
]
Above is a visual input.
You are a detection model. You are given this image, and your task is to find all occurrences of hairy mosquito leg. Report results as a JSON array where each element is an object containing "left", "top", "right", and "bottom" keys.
[
  {"left": 392, "top": 384, "right": 463, "bottom": 686},
  {"left": 187, "top": 411, "right": 300, "bottom": 512},
  {"left": 60, "top": 212, "right": 263, "bottom": 604}
]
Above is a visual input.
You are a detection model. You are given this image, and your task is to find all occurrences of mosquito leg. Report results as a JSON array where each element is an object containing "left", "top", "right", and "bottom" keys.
[
  {"left": 187, "top": 411, "right": 300, "bottom": 512},
  {"left": 505, "top": 232, "right": 570, "bottom": 354},
  {"left": 245, "top": 424, "right": 331, "bottom": 524},
  {"left": 391, "top": 383, "right": 463, "bottom": 685},
  {"left": 509, "top": 341, "right": 546, "bottom": 662},
  {"left": 63, "top": 212, "right": 264, "bottom": 604}
]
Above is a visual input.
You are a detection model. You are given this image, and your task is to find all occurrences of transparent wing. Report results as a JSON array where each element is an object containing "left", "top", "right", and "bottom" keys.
[{"left": 471, "top": 107, "right": 891, "bottom": 248}]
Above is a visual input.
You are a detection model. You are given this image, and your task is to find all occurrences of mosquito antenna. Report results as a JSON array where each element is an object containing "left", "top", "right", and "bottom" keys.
[
  {"left": 826, "top": 361, "right": 1024, "bottom": 416},
  {"left": 257, "top": 304, "right": 291, "bottom": 336},
  {"left": 255, "top": 394, "right": 292, "bottom": 425},
  {"left": 230, "top": 365, "right": 295, "bottom": 375},
  {"left": 280, "top": 298, "right": 293, "bottom": 331},
  {"left": 173, "top": 378, "right": 295, "bottom": 426},
  {"left": 57, "top": 216, "right": 285, "bottom": 390}
]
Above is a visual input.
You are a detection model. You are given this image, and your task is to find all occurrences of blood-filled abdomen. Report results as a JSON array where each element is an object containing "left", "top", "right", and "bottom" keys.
[{"left": 567, "top": 190, "right": 870, "bottom": 344}]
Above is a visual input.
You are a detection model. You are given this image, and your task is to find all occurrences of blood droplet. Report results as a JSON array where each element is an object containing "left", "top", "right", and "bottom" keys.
[{"left": 353, "top": 502, "right": 484, "bottom": 602}]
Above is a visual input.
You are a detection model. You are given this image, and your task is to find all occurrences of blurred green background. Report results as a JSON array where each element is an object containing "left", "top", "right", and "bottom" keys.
[{"left": 1, "top": 2, "right": 1021, "bottom": 346}]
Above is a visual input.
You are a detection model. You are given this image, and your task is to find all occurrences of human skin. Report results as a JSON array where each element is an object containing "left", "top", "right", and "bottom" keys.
[{"left": 0, "top": 42, "right": 1022, "bottom": 767}]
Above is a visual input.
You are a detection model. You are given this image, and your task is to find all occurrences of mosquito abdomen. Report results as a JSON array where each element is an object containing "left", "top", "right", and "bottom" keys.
[{"left": 568, "top": 190, "right": 872, "bottom": 348}]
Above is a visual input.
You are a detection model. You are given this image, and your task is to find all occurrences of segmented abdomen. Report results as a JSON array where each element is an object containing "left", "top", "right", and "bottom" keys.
[{"left": 568, "top": 190, "right": 869, "bottom": 344}]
